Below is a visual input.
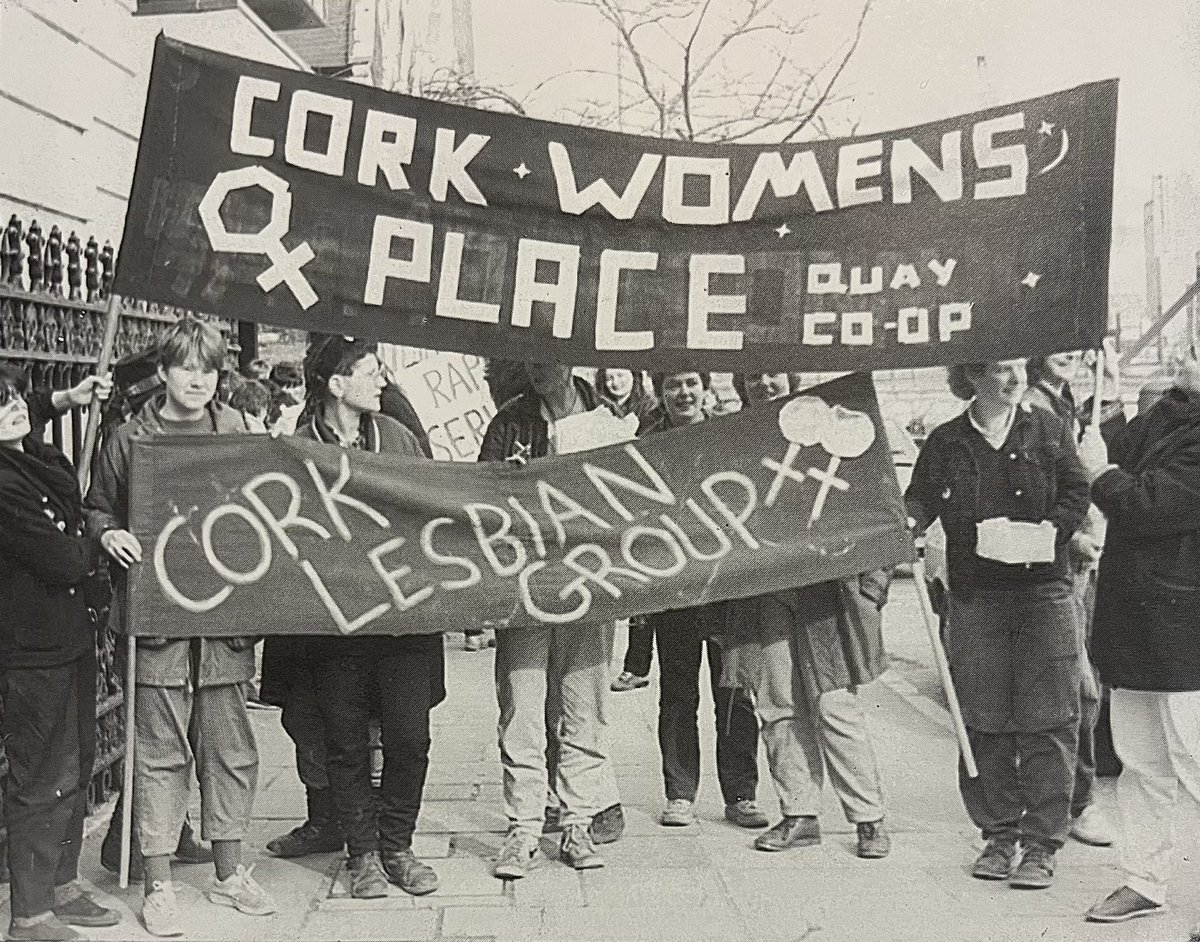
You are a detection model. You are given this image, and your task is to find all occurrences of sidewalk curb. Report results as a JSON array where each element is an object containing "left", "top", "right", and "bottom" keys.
[{"left": 878, "top": 670, "right": 954, "bottom": 733}]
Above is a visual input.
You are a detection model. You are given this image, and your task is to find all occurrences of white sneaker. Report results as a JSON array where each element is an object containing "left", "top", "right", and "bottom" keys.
[
  {"left": 660, "top": 799, "right": 697, "bottom": 827},
  {"left": 1071, "top": 805, "right": 1116, "bottom": 847},
  {"left": 142, "top": 881, "right": 183, "bottom": 938},
  {"left": 209, "top": 864, "right": 277, "bottom": 916}
]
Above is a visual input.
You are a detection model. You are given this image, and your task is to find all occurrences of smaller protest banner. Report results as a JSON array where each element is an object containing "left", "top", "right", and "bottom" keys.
[
  {"left": 377, "top": 344, "right": 496, "bottom": 461},
  {"left": 126, "top": 373, "right": 913, "bottom": 637}
]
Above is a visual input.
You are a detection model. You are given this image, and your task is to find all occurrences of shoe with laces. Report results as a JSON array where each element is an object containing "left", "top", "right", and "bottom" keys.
[
  {"left": 971, "top": 837, "right": 1019, "bottom": 880},
  {"left": 53, "top": 891, "right": 120, "bottom": 927},
  {"left": 382, "top": 849, "right": 439, "bottom": 896},
  {"left": 494, "top": 831, "right": 543, "bottom": 879},
  {"left": 1086, "top": 886, "right": 1166, "bottom": 923},
  {"left": 856, "top": 820, "right": 891, "bottom": 859},
  {"left": 724, "top": 799, "right": 769, "bottom": 829},
  {"left": 611, "top": 671, "right": 650, "bottom": 692},
  {"left": 1010, "top": 844, "right": 1055, "bottom": 889},
  {"left": 754, "top": 815, "right": 821, "bottom": 851},
  {"left": 560, "top": 824, "right": 605, "bottom": 870},
  {"left": 209, "top": 864, "right": 277, "bottom": 915},
  {"left": 142, "top": 881, "right": 183, "bottom": 938},
  {"left": 660, "top": 798, "right": 697, "bottom": 827},
  {"left": 346, "top": 851, "right": 390, "bottom": 898},
  {"left": 266, "top": 819, "right": 345, "bottom": 858}
]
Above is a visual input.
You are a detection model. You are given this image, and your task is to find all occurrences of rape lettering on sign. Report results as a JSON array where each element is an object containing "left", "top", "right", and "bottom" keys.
[
  {"left": 114, "top": 36, "right": 1116, "bottom": 373},
  {"left": 377, "top": 345, "right": 496, "bottom": 462},
  {"left": 127, "top": 374, "right": 914, "bottom": 638}
]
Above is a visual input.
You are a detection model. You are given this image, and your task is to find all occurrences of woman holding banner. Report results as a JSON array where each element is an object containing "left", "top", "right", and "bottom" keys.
[
  {"left": 0, "top": 363, "right": 121, "bottom": 941},
  {"left": 719, "top": 372, "right": 892, "bottom": 859},
  {"left": 906, "top": 359, "right": 1089, "bottom": 890}
]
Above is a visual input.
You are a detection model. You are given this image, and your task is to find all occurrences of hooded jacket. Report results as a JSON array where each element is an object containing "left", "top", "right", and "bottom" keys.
[
  {"left": 0, "top": 437, "right": 100, "bottom": 668},
  {"left": 1092, "top": 386, "right": 1200, "bottom": 691},
  {"left": 83, "top": 395, "right": 256, "bottom": 688}
]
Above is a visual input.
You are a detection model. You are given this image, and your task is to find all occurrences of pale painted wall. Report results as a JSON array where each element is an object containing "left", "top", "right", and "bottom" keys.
[{"left": 0, "top": 0, "right": 310, "bottom": 251}]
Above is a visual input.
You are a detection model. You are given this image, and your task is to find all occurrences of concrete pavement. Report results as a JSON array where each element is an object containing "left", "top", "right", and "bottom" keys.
[{"left": 13, "top": 580, "right": 1200, "bottom": 941}]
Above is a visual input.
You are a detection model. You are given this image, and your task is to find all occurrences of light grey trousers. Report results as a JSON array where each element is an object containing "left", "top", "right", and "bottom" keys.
[
  {"left": 495, "top": 622, "right": 610, "bottom": 836},
  {"left": 134, "top": 683, "right": 258, "bottom": 856},
  {"left": 755, "top": 628, "right": 886, "bottom": 823}
]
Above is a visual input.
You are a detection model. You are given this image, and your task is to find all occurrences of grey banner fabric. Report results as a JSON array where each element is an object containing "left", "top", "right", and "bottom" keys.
[{"left": 126, "top": 374, "right": 912, "bottom": 637}]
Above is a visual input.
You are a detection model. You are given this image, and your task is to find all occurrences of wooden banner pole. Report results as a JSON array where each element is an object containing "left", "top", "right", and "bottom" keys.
[
  {"left": 1090, "top": 348, "right": 1105, "bottom": 428},
  {"left": 119, "top": 635, "right": 136, "bottom": 889},
  {"left": 912, "top": 556, "right": 979, "bottom": 778},
  {"left": 77, "top": 292, "right": 123, "bottom": 490}
]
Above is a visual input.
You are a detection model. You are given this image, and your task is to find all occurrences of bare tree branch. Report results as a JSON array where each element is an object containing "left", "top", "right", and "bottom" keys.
[{"left": 780, "top": 0, "right": 873, "bottom": 143}]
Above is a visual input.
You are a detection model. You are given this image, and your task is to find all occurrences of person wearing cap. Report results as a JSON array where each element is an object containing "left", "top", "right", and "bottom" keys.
[
  {"left": 273, "top": 335, "right": 444, "bottom": 900},
  {"left": 84, "top": 318, "right": 274, "bottom": 937}
]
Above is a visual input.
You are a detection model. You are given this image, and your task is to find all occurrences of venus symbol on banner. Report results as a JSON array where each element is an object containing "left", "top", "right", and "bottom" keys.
[
  {"left": 765, "top": 396, "right": 876, "bottom": 524},
  {"left": 197, "top": 165, "right": 318, "bottom": 309}
]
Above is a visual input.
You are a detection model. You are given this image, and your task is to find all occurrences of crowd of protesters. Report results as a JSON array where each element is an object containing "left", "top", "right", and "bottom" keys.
[{"left": 5, "top": 320, "right": 1200, "bottom": 939}]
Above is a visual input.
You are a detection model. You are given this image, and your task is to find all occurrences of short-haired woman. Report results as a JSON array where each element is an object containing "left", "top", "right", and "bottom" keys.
[
  {"left": 906, "top": 359, "right": 1090, "bottom": 889},
  {"left": 0, "top": 363, "right": 121, "bottom": 940}
]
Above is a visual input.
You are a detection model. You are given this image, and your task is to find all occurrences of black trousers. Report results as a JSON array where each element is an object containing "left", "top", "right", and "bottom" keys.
[
  {"left": 1, "top": 655, "right": 95, "bottom": 918},
  {"left": 652, "top": 608, "right": 759, "bottom": 805},
  {"left": 622, "top": 618, "right": 655, "bottom": 677},
  {"left": 314, "top": 653, "right": 434, "bottom": 856}
]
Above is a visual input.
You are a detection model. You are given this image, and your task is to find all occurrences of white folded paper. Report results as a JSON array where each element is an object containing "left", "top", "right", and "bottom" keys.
[
  {"left": 553, "top": 408, "right": 640, "bottom": 456},
  {"left": 975, "top": 517, "right": 1057, "bottom": 565}
]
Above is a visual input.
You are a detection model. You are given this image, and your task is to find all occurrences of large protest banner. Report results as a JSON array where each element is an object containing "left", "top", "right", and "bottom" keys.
[
  {"left": 113, "top": 36, "right": 1116, "bottom": 374},
  {"left": 126, "top": 373, "right": 912, "bottom": 637}
]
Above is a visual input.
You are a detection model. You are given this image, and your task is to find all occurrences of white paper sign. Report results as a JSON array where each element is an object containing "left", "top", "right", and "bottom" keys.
[{"left": 975, "top": 517, "right": 1057, "bottom": 565}]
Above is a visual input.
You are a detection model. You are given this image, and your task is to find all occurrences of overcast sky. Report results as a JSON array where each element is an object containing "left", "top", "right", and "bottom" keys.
[{"left": 470, "top": 0, "right": 1200, "bottom": 299}]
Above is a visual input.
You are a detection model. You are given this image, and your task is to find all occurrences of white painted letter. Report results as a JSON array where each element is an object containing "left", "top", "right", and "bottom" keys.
[
  {"left": 891, "top": 132, "right": 963, "bottom": 203},
  {"left": 687, "top": 254, "right": 745, "bottom": 350},
  {"left": 548, "top": 142, "right": 661, "bottom": 219},
  {"left": 430, "top": 128, "right": 489, "bottom": 205},
  {"left": 364, "top": 216, "right": 434, "bottom": 305},
  {"left": 595, "top": 250, "right": 657, "bottom": 351},
  {"left": 837, "top": 140, "right": 884, "bottom": 207},
  {"left": 358, "top": 110, "right": 417, "bottom": 190},
  {"left": 732, "top": 151, "right": 833, "bottom": 220},
  {"left": 231, "top": 76, "right": 279, "bottom": 158},
  {"left": 285, "top": 90, "right": 352, "bottom": 177},
  {"left": 973, "top": 112, "right": 1027, "bottom": 199},
  {"left": 511, "top": 238, "right": 581, "bottom": 339},
  {"left": 662, "top": 155, "right": 730, "bottom": 225}
]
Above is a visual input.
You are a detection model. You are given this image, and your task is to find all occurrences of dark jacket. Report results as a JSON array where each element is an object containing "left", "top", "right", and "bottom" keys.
[
  {"left": 478, "top": 377, "right": 600, "bottom": 464},
  {"left": 83, "top": 395, "right": 256, "bottom": 687},
  {"left": 1092, "top": 387, "right": 1200, "bottom": 691},
  {"left": 260, "top": 407, "right": 445, "bottom": 706},
  {"left": 905, "top": 403, "right": 1090, "bottom": 593},
  {"left": 0, "top": 437, "right": 100, "bottom": 668}
]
